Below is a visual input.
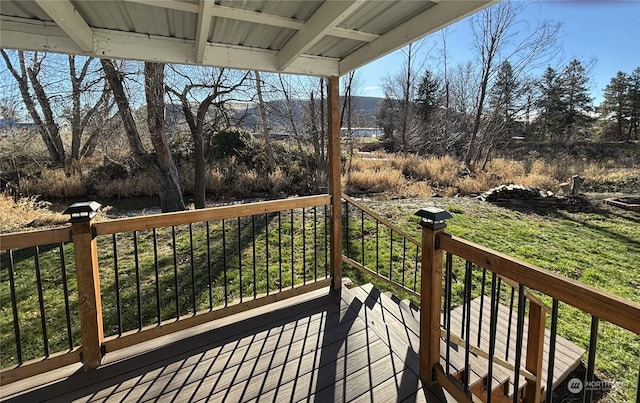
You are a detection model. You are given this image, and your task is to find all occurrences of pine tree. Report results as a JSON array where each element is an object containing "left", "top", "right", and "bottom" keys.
[
  {"left": 536, "top": 67, "right": 565, "bottom": 142},
  {"left": 627, "top": 67, "right": 640, "bottom": 140},
  {"left": 560, "top": 59, "right": 593, "bottom": 140},
  {"left": 599, "top": 71, "right": 629, "bottom": 140},
  {"left": 414, "top": 70, "right": 440, "bottom": 123}
]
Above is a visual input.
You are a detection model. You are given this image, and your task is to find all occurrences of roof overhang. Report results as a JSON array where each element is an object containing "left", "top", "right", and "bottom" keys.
[{"left": 0, "top": 0, "right": 496, "bottom": 77}]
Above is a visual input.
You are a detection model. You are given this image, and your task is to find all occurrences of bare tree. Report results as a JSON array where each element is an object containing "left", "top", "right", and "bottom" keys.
[
  {"left": 1, "top": 50, "right": 65, "bottom": 165},
  {"left": 463, "top": 0, "right": 560, "bottom": 168},
  {"left": 1, "top": 50, "right": 109, "bottom": 166},
  {"left": 166, "top": 66, "right": 250, "bottom": 208},
  {"left": 101, "top": 59, "right": 185, "bottom": 212}
]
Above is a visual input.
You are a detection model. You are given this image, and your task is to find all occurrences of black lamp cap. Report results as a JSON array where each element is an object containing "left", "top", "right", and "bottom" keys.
[
  {"left": 415, "top": 207, "right": 452, "bottom": 229},
  {"left": 63, "top": 201, "right": 102, "bottom": 222}
]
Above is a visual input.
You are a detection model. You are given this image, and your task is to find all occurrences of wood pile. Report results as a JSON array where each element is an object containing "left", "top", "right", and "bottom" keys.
[{"left": 480, "top": 184, "right": 591, "bottom": 211}]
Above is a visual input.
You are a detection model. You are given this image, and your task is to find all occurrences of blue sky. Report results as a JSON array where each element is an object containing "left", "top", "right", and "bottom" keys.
[{"left": 356, "top": 1, "right": 640, "bottom": 105}]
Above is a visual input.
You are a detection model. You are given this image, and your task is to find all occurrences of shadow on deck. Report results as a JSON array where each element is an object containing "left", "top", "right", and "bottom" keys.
[{"left": 2, "top": 285, "right": 452, "bottom": 402}]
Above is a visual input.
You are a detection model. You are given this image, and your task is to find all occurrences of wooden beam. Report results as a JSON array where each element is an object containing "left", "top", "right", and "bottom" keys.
[
  {"left": 327, "top": 76, "right": 342, "bottom": 291},
  {"left": 35, "top": 0, "right": 94, "bottom": 52},
  {"left": 339, "top": 0, "right": 496, "bottom": 73},
  {"left": 195, "top": 0, "right": 215, "bottom": 63},
  {"left": 279, "top": 0, "right": 365, "bottom": 70}
]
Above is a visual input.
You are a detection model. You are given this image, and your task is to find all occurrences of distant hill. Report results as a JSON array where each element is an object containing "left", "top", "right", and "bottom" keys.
[{"left": 167, "top": 96, "right": 383, "bottom": 133}]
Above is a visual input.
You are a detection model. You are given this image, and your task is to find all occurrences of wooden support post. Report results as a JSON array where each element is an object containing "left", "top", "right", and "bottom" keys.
[
  {"left": 327, "top": 75, "right": 342, "bottom": 291},
  {"left": 524, "top": 301, "right": 546, "bottom": 402},
  {"left": 416, "top": 207, "right": 451, "bottom": 384},
  {"left": 65, "top": 202, "right": 103, "bottom": 370}
]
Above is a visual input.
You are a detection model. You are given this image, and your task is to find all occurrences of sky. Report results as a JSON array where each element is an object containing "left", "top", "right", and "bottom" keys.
[{"left": 356, "top": 0, "right": 640, "bottom": 105}]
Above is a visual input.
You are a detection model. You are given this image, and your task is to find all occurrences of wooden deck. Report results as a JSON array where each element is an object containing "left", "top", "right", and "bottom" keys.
[{"left": 1, "top": 284, "right": 454, "bottom": 403}]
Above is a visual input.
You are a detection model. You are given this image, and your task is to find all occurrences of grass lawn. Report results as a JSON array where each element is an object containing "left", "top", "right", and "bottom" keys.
[{"left": 347, "top": 195, "right": 639, "bottom": 402}]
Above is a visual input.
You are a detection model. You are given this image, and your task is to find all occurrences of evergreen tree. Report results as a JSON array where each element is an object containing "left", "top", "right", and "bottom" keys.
[
  {"left": 627, "top": 67, "right": 640, "bottom": 140},
  {"left": 599, "top": 71, "right": 629, "bottom": 139},
  {"left": 414, "top": 70, "right": 440, "bottom": 123},
  {"left": 560, "top": 59, "right": 593, "bottom": 140},
  {"left": 536, "top": 67, "right": 565, "bottom": 141},
  {"left": 489, "top": 61, "right": 519, "bottom": 129}
]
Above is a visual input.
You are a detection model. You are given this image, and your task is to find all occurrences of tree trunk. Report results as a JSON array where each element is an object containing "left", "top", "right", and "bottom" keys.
[
  {"left": 101, "top": 58, "right": 185, "bottom": 212},
  {"left": 254, "top": 71, "right": 273, "bottom": 172}
]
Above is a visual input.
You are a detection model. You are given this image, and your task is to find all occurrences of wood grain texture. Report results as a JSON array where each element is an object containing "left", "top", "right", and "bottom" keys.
[
  {"left": 0, "top": 226, "right": 71, "bottom": 250},
  {"left": 93, "top": 195, "right": 330, "bottom": 235}
]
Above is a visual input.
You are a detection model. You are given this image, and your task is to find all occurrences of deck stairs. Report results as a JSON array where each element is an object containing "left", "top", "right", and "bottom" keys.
[{"left": 342, "top": 282, "right": 585, "bottom": 402}]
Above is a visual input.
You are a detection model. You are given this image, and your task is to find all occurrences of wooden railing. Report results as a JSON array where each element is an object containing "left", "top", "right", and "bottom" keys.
[
  {"left": 0, "top": 195, "right": 332, "bottom": 384},
  {"left": 419, "top": 210, "right": 640, "bottom": 403},
  {"left": 341, "top": 198, "right": 640, "bottom": 402}
]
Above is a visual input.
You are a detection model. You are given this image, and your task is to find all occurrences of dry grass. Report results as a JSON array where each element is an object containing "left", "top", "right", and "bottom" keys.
[
  {"left": 20, "top": 169, "right": 87, "bottom": 198},
  {"left": 0, "top": 195, "right": 67, "bottom": 232},
  {"left": 344, "top": 152, "right": 640, "bottom": 197}
]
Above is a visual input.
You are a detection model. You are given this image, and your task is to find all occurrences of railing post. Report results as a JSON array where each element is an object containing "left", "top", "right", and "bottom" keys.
[
  {"left": 416, "top": 207, "right": 452, "bottom": 384},
  {"left": 524, "top": 301, "right": 546, "bottom": 402},
  {"left": 327, "top": 75, "right": 342, "bottom": 291},
  {"left": 63, "top": 201, "right": 103, "bottom": 370}
]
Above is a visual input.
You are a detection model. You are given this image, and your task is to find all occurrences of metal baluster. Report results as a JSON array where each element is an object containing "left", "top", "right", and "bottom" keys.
[
  {"left": 238, "top": 217, "right": 243, "bottom": 302},
  {"left": 189, "top": 224, "right": 196, "bottom": 314},
  {"left": 463, "top": 260, "right": 472, "bottom": 390},
  {"left": 302, "top": 208, "right": 306, "bottom": 285},
  {"left": 113, "top": 234, "right": 122, "bottom": 335},
  {"left": 402, "top": 237, "right": 407, "bottom": 287},
  {"left": 375, "top": 220, "right": 379, "bottom": 274},
  {"left": 324, "top": 205, "right": 328, "bottom": 277},
  {"left": 252, "top": 215, "right": 257, "bottom": 298},
  {"left": 133, "top": 231, "right": 141, "bottom": 329},
  {"left": 153, "top": 229, "right": 160, "bottom": 323},
  {"left": 586, "top": 316, "right": 599, "bottom": 403},
  {"left": 290, "top": 210, "right": 294, "bottom": 289},
  {"left": 278, "top": 212, "right": 282, "bottom": 292},
  {"left": 59, "top": 243, "right": 73, "bottom": 349},
  {"left": 34, "top": 246, "right": 49, "bottom": 356},
  {"left": 222, "top": 219, "right": 228, "bottom": 306},
  {"left": 313, "top": 206, "right": 318, "bottom": 281},
  {"left": 8, "top": 250, "right": 22, "bottom": 364},
  {"left": 389, "top": 230, "right": 393, "bottom": 282},
  {"left": 361, "top": 209, "right": 365, "bottom": 265},
  {"left": 172, "top": 226, "right": 179, "bottom": 318},
  {"left": 206, "top": 222, "right": 212, "bottom": 310},
  {"left": 545, "top": 299, "right": 559, "bottom": 402},
  {"left": 265, "top": 213, "right": 270, "bottom": 295}
]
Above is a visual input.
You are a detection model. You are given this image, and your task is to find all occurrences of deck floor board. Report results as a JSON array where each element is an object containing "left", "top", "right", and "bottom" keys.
[{"left": 2, "top": 286, "right": 451, "bottom": 403}]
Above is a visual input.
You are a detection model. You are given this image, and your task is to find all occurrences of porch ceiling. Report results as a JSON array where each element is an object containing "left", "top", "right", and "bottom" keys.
[{"left": 0, "top": 0, "right": 495, "bottom": 76}]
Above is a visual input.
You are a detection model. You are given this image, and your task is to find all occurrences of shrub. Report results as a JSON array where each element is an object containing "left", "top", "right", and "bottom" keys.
[{"left": 209, "top": 127, "right": 255, "bottom": 161}]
